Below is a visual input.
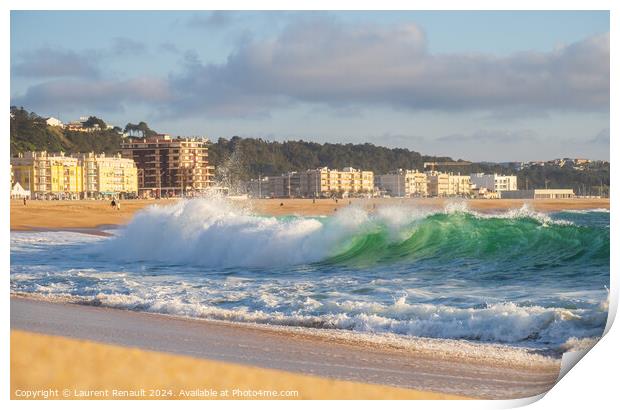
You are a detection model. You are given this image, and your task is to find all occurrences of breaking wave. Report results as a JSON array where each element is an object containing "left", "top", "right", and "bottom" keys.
[{"left": 99, "top": 198, "right": 608, "bottom": 269}]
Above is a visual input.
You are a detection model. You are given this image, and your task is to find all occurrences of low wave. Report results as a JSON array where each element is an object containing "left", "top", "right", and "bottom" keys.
[
  {"left": 98, "top": 198, "right": 609, "bottom": 269},
  {"left": 12, "top": 289, "right": 605, "bottom": 355}
]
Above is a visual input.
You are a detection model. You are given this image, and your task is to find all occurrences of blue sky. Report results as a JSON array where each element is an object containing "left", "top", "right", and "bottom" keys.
[{"left": 10, "top": 11, "right": 610, "bottom": 161}]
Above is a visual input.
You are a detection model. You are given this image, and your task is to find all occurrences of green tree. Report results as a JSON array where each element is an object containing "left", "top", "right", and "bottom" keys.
[{"left": 82, "top": 116, "right": 107, "bottom": 129}]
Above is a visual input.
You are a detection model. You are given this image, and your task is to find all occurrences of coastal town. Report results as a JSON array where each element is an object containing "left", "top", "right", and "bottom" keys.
[{"left": 10, "top": 113, "right": 597, "bottom": 202}]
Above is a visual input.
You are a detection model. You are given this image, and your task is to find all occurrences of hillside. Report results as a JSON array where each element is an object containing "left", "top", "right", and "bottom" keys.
[
  {"left": 10, "top": 107, "right": 124, "bottom": 155},
  {"left": 207, "top": 136, "right": 476, "bottom": 189}
]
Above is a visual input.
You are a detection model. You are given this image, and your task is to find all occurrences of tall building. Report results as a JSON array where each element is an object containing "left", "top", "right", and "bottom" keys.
[
  {"left": 11, "top": 151, "right": 83, "bottom": 198},
  {"left": 427, "top": 172, "right": 472, "bottom": 197},
  {"left": 121, "top": 135, "right": 215, "bottom": 197},
  {"left": 299, "top": 167, "right": 374, "bottom": 198},
  {"left": 470, "top": 173, "right": 517, "bottom": 192},
  {"left": 375, "top": 169, "right": 427, "bottom": 197},
  {"left": 78, "top": 153, "right": 138, "bottom": 198}
]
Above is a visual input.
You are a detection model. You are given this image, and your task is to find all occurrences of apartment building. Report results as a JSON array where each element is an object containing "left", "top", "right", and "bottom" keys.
[
  {"left": 427, "top": 172, "right": 472, "bottom": 197},
  {"left": 11, "top": 151, "right": 138, "bottom": 199},
  {"left": 470, "top": 173, "right": 517, "bottom": 192},
  {"left": 299, "top": 167, "right": 374, "bottom": 198},
  {"left": 375, "top": 169, "right": 427, "bottom": 197},
  {"left": 121, "top": 135, "right": 215, "bottom": 197},
  {"left": 79, "top": 153, "right": 138, "bottom": 198},
  {"left": 11, "top": 151, "right": 83, "bottom": 198}
]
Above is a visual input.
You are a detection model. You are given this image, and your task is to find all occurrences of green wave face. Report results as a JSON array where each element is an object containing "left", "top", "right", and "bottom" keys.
[{"left": 325, "top": 212, "right": 610, "bottom": 269}]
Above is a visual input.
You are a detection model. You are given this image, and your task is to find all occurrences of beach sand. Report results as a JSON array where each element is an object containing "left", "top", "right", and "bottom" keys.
[
  {"left": 10, "top": 197, "right": 609, "bottom": 231},
  {"left": 11, "top": 330, "right": 467, "bottom": 400},
  {"left": 10, "top": 198, "right": 177, "bottom": 231},
  {"left": 11, "top": 297, "right": 560, "bottom": 399}
]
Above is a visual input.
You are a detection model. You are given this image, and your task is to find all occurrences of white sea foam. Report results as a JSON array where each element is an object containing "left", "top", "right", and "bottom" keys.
[
  {"left": 99, "top": 198, "right": 369, "bottom": 267},
  {"left": 561, "top": 336, "right": 601, "bottom": 352},
  {"left": 98, "top": 198, "right": 574, "bottom": 269},
  {"left": 557, "top": 208, "right": 609, "bottom": 214},
  {"left": 445, "top": 202, "right": 574, "bottom": 226},
  {"left": 14, "top": 279, "right": 604, "bottom": 350}
]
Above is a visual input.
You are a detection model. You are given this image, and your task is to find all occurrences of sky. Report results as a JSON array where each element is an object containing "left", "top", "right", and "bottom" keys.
[{"left": 10, "top": 11, "right": 610, "bottom": 162}]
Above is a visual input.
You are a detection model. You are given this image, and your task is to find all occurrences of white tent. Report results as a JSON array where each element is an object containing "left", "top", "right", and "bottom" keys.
[{"left": 11, "top": 182, "right": 31, "bottom": 199}]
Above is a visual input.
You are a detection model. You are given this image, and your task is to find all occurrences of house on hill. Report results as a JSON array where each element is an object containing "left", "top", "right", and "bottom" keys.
[{"left": 45, "top": 117, "right": 63, "bottom": 127}]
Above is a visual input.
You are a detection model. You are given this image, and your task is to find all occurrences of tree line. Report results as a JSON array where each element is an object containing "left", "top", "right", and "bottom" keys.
[{"left": 10, "top": 108, "right": 609, "bottom": 196}]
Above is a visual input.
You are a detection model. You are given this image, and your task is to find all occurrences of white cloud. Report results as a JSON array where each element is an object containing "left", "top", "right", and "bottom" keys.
[
  {"left": 166, "top": 20, "right": 608, "bottom": 117},
  {"left": 12, "top": 19, "right": 609, "bottom": 121}
]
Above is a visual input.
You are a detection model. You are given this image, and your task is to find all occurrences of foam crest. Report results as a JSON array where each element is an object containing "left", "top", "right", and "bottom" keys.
[{"left": 97, "top": 198, "right": 603, "bottom": 268}]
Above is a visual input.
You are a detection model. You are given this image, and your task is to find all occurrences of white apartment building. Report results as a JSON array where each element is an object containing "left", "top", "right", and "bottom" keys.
[
  {"left": 470, "top": 173, "right": 518, "bottom": 192},
  {"left": 375, "top": 169, "right": 427, "bottom": 197}
]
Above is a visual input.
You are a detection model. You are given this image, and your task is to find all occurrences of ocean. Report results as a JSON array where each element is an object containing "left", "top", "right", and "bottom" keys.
[{"left": 10, "top": 198, "right": 609, "bottom": 358}]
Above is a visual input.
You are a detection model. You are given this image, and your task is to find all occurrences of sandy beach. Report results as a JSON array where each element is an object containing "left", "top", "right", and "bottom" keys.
[
  {"left": 10, "top": 197, "right": 609, "bottom": 231},
  {"left": 11, "top": 297, "right": 559, "bottom": 399},
  {"left": 11, "top": 329, "right": 468, "bottom": 400}
]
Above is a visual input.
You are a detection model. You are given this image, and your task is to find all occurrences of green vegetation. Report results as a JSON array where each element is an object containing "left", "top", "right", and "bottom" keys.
[
  {"left": 82, "top": 116, "right": 107, "bottom": 129},
  {"left": 10, "top": 107, "right": 66, "bottom": 153},
  {"left": 124, "top": 121, "right": 158, "bottom": 138},
  {"left": 517, "top": 163, "right": 610, "bottom": 197},
  {"left": 10, "top": 107, "right": 123, "bottom": 155}
]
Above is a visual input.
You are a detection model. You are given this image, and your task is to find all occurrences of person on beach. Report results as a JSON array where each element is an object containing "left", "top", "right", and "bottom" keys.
[
  {"left": 116, "top": 200, "right": 121, "bottom": 211},
  {"left": 23, "top": 197, "right": 27, "bottom": 206},
  {"left": 111, "top": 198, "right": 116, "bottom": 208}
]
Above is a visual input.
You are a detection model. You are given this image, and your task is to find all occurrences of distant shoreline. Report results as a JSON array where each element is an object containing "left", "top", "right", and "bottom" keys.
[{"left": 10, "top": 197, "right": 609, "bottom": 232}]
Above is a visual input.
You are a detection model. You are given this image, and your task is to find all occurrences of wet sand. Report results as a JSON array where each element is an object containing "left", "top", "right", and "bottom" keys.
[
  {"left": 11, "top": 297, "right": 560, "bottom": 399},
  {"left": 10, "top": 197, "right": 609, "bottom": 231},
  {"left": 11, "top": 330, "right": 467, "bottom": 400}
]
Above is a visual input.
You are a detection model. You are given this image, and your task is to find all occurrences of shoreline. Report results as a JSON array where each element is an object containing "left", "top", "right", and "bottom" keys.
[
  {"left": 11, "top": 330, "right": 466, "bottom": 400},
  {"left": 11, "top": 293, "right": 560, "bottom": 368},
  {"left": 11, "top": 295, "right": 561, "bottom": 399},
  {"left": 10, "top": 197, "right": 610, "bottom": 232}
]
